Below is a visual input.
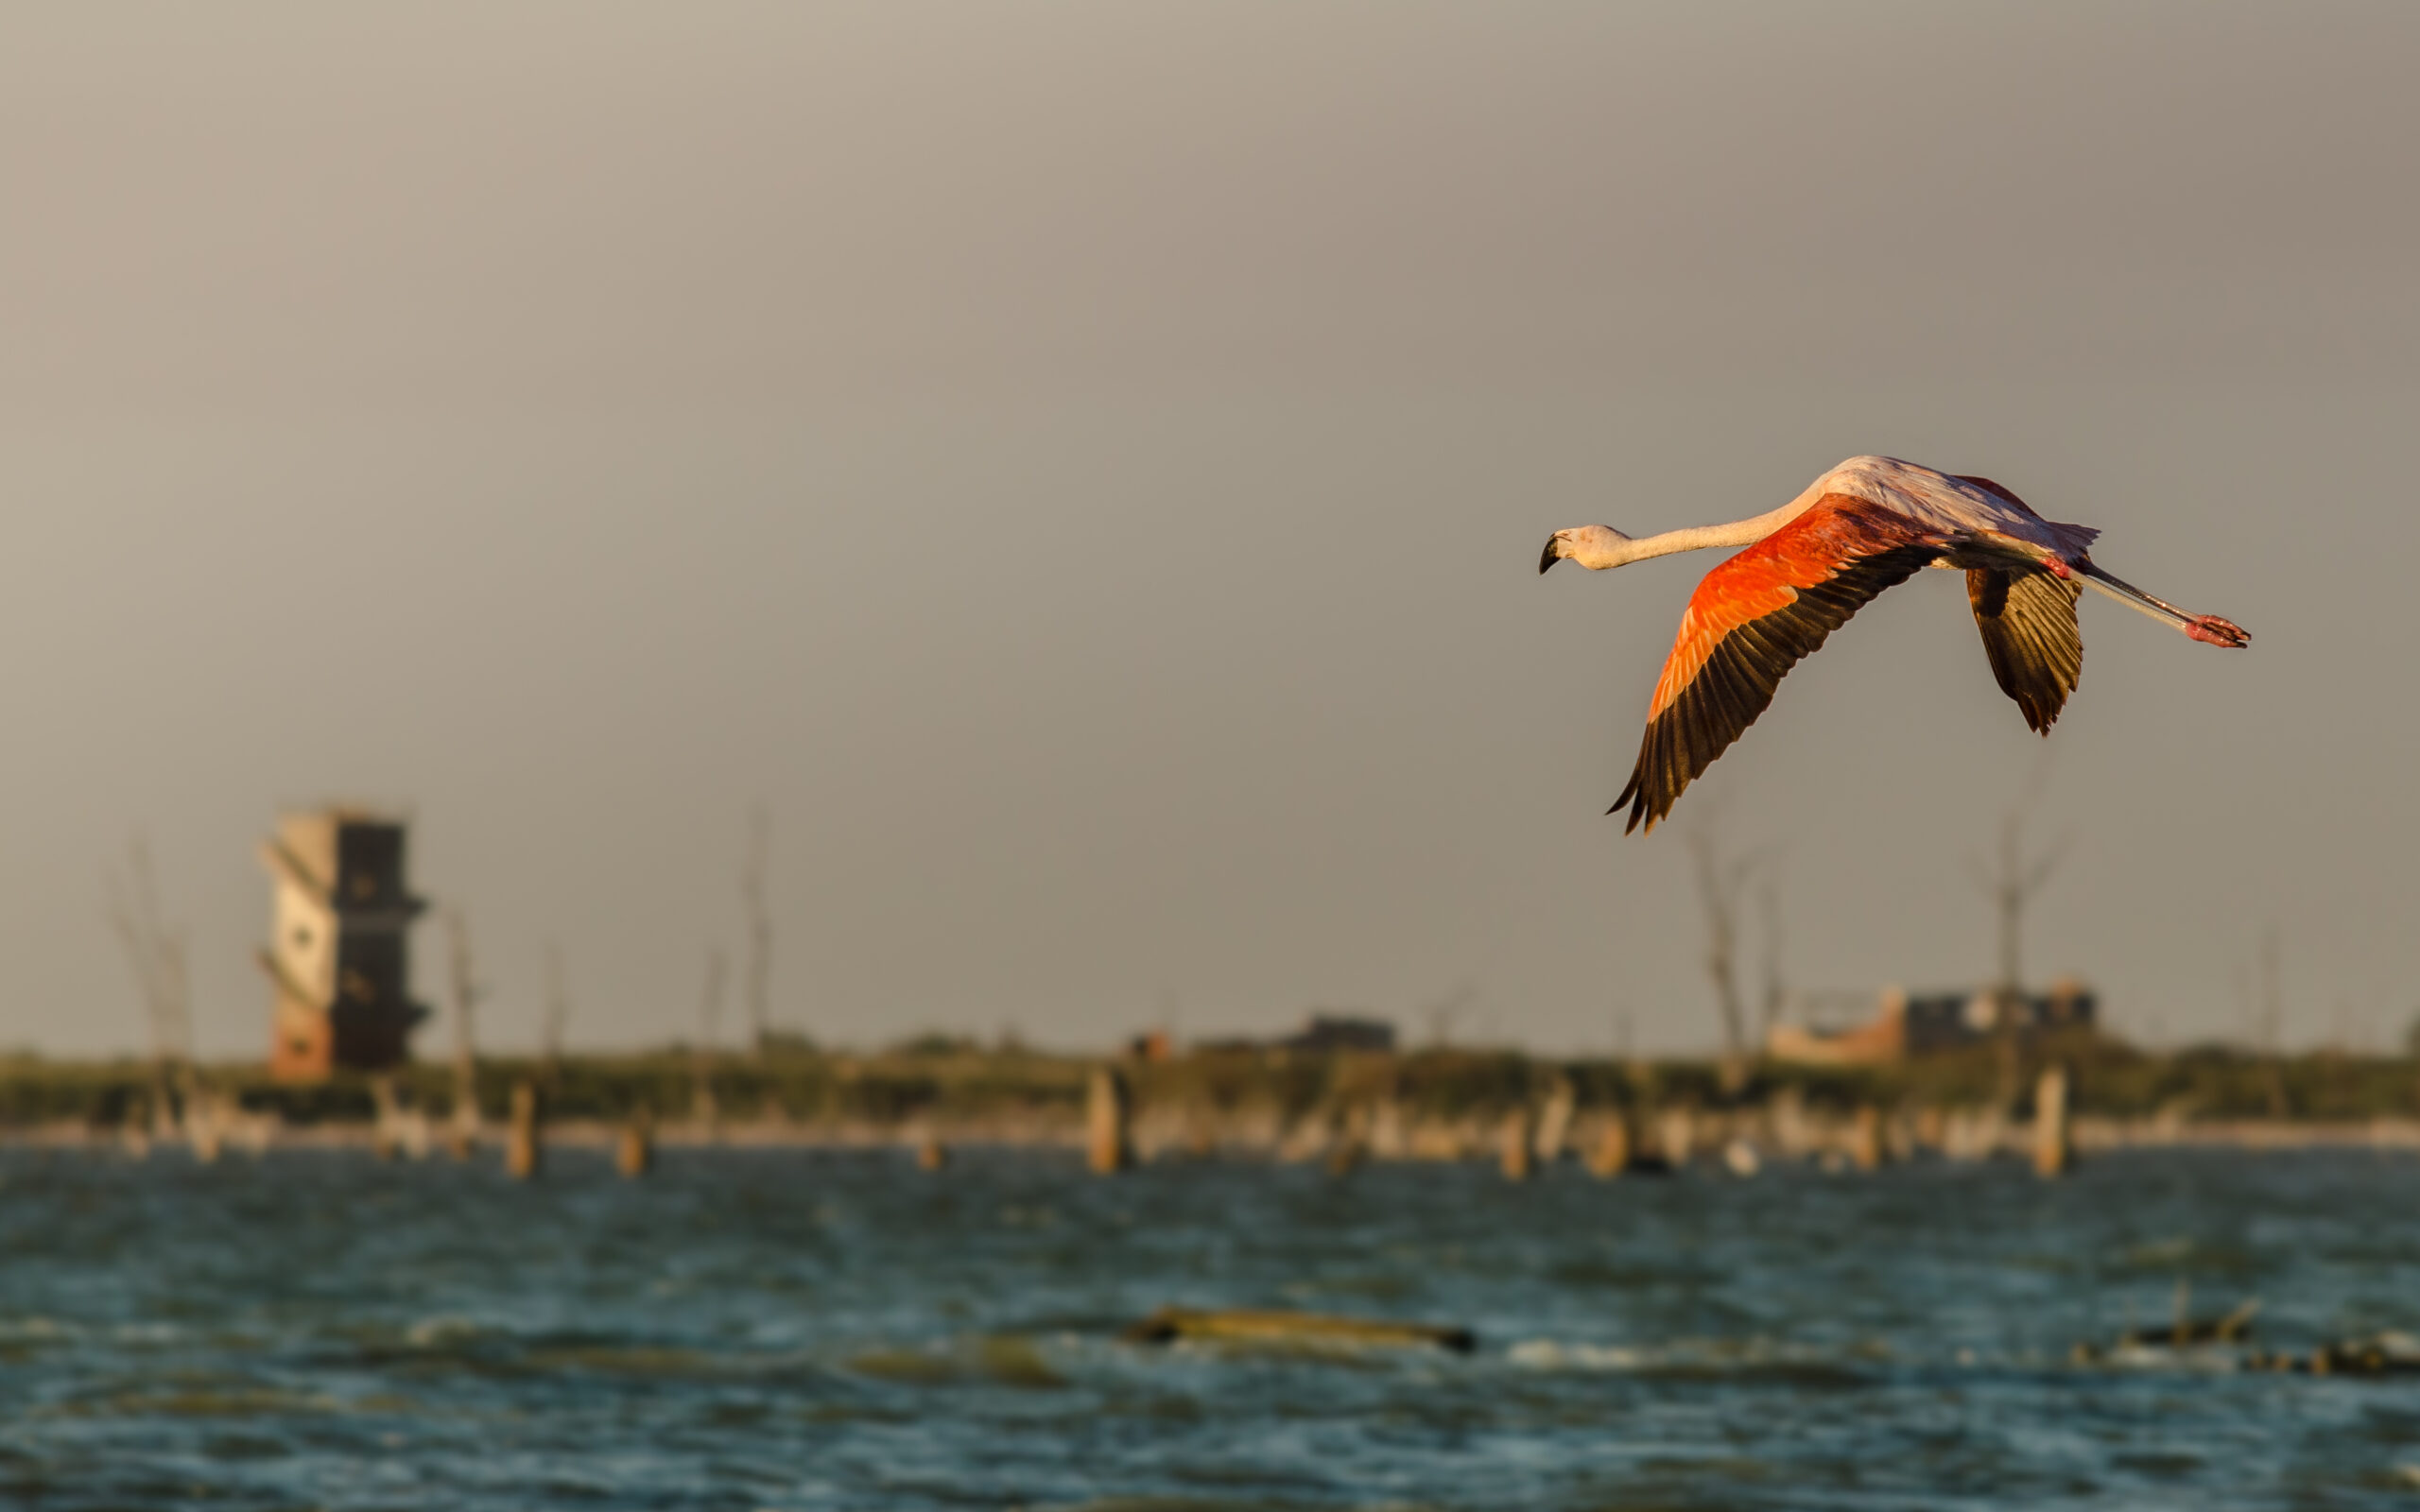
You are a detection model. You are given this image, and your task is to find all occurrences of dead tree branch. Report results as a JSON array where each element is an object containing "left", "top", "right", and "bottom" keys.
[
  {"left": 1965, "top": 807, "right": 2072, "bottom": 1002},
  {"left": 540, "top": 941, "right": 568, "bottom": 1089},
  {"left": 740, "top": 804, "right": 771, "bottom": 1057},
  {"left": 1754, "top": 873, "right": 1787, "bottom": 1046},
  {"left": 1685, "top": 822, "right": 1772, "bottom": 1070},
  {"left": 444, "top": 906, "right": 483, "bottom": 1141},
  {"left": 694, "top": 946, "right": 727, "bottom": 1128},
  {"left": 104, "top": 837, "right": 193, "bottom": 1135}
]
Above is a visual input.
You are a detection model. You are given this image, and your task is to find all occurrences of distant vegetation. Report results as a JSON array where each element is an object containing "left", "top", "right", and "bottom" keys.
[{"left": 1, "top": 1033, "right": 2417, "bottom": 1131}]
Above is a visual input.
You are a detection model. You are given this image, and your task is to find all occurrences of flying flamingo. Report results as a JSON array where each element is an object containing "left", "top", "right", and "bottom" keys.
[{"left": 1540, "top": 455, "right": 2248, "bottom": 833}]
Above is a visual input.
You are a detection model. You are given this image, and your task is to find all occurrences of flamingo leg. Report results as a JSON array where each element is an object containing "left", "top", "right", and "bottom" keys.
[{"left": 2077, "top": 563, "right": 2249, "bottom": 647}]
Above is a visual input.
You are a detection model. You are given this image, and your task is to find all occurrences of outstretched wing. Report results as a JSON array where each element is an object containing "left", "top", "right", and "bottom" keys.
[
  {"left": 1612, "top": 494, "right": 1943, "bottom": 833},
  {"left": 1966, "top": 568, "right": 2083, "bottom": 734}
]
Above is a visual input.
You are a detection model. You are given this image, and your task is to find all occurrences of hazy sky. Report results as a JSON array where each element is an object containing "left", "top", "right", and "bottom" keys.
[{"left": 3, "top": 3, "right": 2414, "bottom": 1059}]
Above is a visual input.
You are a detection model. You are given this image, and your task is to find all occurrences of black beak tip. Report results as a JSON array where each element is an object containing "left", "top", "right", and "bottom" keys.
[{"left": 1538, "top": 538, "right": 1561, "bottom": 575}]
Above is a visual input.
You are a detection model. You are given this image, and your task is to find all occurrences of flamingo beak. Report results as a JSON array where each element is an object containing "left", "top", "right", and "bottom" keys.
[{"left": 1538, "top": 534, "right": 1564, "bottom": 575}]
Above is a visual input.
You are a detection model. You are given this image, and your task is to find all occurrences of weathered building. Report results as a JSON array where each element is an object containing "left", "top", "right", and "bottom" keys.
[
  {"left": 1766, "top": 979, "right": 2098, "bottom": 1066},
  {"left": 256, "top": 808, "right": 429, "bottom": 1080},
  {"left": 1193, "top": 1014, "right": 1401, "bottom": 1057}
]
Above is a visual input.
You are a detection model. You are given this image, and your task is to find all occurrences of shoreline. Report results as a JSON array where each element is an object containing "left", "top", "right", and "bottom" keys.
[{"left": 8, "top": 1112, "right": 2418, "bottom": 1159}]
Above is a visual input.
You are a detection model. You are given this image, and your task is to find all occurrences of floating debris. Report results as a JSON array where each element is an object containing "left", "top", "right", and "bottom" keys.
[
  {"left": 1122, "top": 1307, "right": 1475, "bottom": 1354},
  {"left": 848, "top": 1335, "right": 1068, "bottom": 1389},
  {"left": 2248, "top": 1332, "right": 2420, "bottom": 1376},
  {"left": 2072, "top": 1289, "right": 2259, "bottom": 1364}
]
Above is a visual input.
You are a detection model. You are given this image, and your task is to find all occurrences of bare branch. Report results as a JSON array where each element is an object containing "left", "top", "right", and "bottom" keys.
[
  {"left": 444, "top": 906, "right": 482, "bottom": 1136},
  {"left": 1973, "top": 793, "right": 2073, "bottom": 999},
  {"left": 2021, "top": 829, "right": 2076, "bottom": 898},
  {"left": 1754, "top": 872, "right": 1786, "bottom": 1041},
  {"left": 102, "top": 836, "right": 190, "bottom": 1069},
  {"left": 1685, "top": 821, "right": 1759, "bottom": 1064},
  {"left": 541, "top": 941, "right": 568, "bottom": 1083},
  {"left": 694, "top": 945, "right": 727, "bottom": 1126},
  {"left": 740, "top": 804, "right": 771, "bottom": 1057}
]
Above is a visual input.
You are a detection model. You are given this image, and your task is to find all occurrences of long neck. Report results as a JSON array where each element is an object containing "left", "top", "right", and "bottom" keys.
[{"left": 1620, "top": 500, "right": 1803, "bottom": 564}]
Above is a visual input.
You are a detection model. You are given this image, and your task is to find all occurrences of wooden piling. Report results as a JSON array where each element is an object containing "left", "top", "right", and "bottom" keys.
[
  {"left": 1498, "top": 1107, "right": 1534, "bottom": 1182},
  {"left": 1586, "top": 1112, "right": 1634, "bottom": 1178},
  {"left": 506, "top": 1079, "right": 542, "bottom": 1180},
  {"left": 1850, "top": 1104, "right": 1885, "bottom": 1172},
  {"left": 370, "top": 1074, "right": 402, "bottom": 1161},
  {"left": 119, "top": 1104, "right": 152, "bottom": 1160},
  {"left": 1086, "top": 1065, "right": 1131, "bottom": 1175},
  {"left": 2032, "top": 1065, "right": 2071, "bottom": 1178},
  {"left": 1324, "top": 1106, "right": 1367, "bottom": 1177},
  {"left": 1533, "top": 1076, "right": 1576, "bottom": 1164},
  {"left": 1324, "top": 1136, "right": 1363, "bottom": 1178},
  {"left": 1914, "top": 1105, "right": 1945, "bottom": 1151},
  {"left": 615, "top": 1116, "right": 653, "bottom": 1177},
  {"left": 1657, "top": 1107, "right": 1696, "bottom": 1168},
  {"left": 916, "top": 1135, "right": 949, "bottom": 1172}
]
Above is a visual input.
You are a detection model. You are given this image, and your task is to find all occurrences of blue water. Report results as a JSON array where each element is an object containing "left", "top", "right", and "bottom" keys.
[{"left": 2, "top": 1145, "right": 2417, "bottom": 1509}]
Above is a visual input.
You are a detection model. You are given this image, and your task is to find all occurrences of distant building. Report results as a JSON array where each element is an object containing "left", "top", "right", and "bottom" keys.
[
  {"left": 1766, "top": 979, "right": 2097, "bottom": 1066},
  {"left": 1190, "top": 1013, "right": 1400, "bottom": 1057},
  {"left": 256, "top": 809, "right": 429, "bottom": 1080},
  {"left": 1280, "top": 1014, "right": 1397, "bottom": 1054}
]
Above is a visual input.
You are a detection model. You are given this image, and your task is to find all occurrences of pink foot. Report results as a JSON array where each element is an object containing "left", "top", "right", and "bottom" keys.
[
  {"left": 2185, "top": 614, "right": 2249, "bottom": 648},
  {"left": 2043, "top": 556, "right": 2075, "bottom": 580}
]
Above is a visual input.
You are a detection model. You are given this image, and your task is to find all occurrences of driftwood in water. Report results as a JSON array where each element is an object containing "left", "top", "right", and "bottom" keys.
[
  {"left": 1123, "top": 1307, "right": 1475, "bottom": 1354},
  {"left": 2073, "top": 1296, "right": 2261, "bottom": 1362},
  {"left": 2269, "top": 1333, "right": 2420, "bottom": 1375}
]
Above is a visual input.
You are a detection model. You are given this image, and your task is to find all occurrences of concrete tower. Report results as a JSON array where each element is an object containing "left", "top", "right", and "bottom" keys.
[{"left": 256, "top": 808, "right": 428, "bottom": 1080}]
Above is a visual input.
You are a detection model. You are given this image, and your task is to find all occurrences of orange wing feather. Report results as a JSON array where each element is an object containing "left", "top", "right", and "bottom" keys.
[{"left": 1614, "top": 494, "right": 1945, "bottom": 833}]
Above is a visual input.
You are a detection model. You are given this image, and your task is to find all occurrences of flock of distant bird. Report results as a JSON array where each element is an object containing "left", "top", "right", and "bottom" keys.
[{"left": 1540, "top": 455, "right": 2248, "bottom": 831}]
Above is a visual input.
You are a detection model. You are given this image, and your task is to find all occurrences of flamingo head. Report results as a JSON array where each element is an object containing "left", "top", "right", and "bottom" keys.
[{"left": 1539, "top": 525, "right": 1635, "bottom": 574}]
